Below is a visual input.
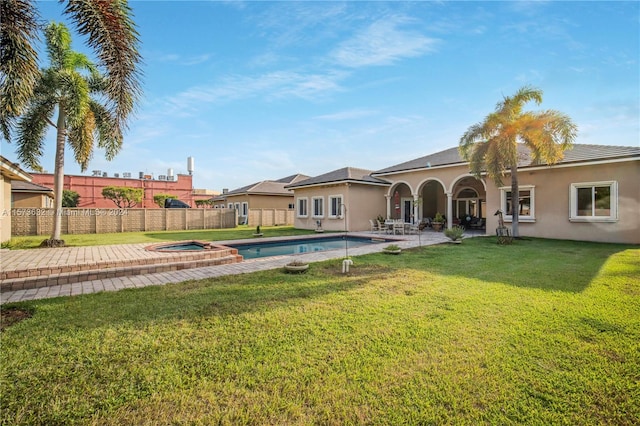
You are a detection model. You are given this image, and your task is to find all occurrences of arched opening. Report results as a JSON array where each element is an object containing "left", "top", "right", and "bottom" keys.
[
  {"left": 389, "top": 183, "right": 412, "bottom": 222},
  {"left": 452, "top": 176, "right": 486, "bottom": 228},
  {"left": 417, "top": 180, "right": 447, "bottom": 222}
]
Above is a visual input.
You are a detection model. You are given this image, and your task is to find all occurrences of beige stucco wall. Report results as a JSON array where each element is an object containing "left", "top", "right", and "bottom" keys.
[
  {"left": 294, "top": 156, "right": 638, "bottom": 244},
  {"left": 293, "top": 183, "right": 387, "bottom": 232},
  {"left": 12, "top": 193, "right": 52, "bottom": 208},
  {"left": 483, "top": 160, "right": 639, "bottom": 244},
  {"left": 0, "top": 175, "right": 10, "bottom": 243},
  {"left": 377, "top": 159, "right": 638, "bottom": 244}
]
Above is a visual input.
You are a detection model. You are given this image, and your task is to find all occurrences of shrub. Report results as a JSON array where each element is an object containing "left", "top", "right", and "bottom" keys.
[{"left": 444, "top": 225, "right": 465, "bottom": 241}]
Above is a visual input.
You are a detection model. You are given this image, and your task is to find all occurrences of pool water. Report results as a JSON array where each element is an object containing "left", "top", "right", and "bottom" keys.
[
  {"left": 158, "top": 243, "right": 206, "bottom": 251},
  {"left": 230, "top": 236, "right": 384, "bottom": 259},
  {"left": 153, "top": 242, "right": 211, "bottom": 251}
]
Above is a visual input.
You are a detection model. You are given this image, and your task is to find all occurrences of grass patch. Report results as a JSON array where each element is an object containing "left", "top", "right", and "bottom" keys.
[
  {"left": 1, "top": 238, "right": 638, "bottom": 424},
  {"left": 1, "top": 225, "right": 316, "bottom": 249}
]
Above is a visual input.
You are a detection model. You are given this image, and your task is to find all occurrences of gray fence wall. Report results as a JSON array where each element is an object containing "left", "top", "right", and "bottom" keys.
[{"left": 11, "top": 208, "right": 237, "bottom": 236}]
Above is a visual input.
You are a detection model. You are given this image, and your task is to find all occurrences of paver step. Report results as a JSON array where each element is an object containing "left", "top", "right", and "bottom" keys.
[
  {"left": 0, "top": 247, "right": 238, "bottom": 281},
  {"left": 0, "top": 254, "right": 242, "bottom": 292}
]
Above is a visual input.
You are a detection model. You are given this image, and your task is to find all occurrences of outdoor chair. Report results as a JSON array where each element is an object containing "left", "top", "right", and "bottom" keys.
[
  {"left": 369, "top": 219, "right": 380, "bottom": 233},
  {"left": 378, "top": 220, "right": 391, "bottom": 234},
  {"left": 393, "top": 220, "right": 405, "bottom": 235}
]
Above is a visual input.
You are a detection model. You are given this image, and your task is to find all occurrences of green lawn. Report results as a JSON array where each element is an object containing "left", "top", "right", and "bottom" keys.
[
  {"left": 1, "top": 225, "right": 316, "bottom": 249},
  {"left": 1, "top": 238, "right": 638, "bottom": 425}
]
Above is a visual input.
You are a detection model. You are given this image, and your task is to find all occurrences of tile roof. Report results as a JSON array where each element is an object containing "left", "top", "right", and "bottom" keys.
[
  {"left": 286, "top": 167, "right": 390, "bottom": 189},
  {"left": 214, "top": 174, "right": 310, "bottom": 200},
  {"left": 11, "top": 181, "right": 53, "bottom": 193},
  {"left": 373, "top": 144, "right": 640, "bottom": 175}
]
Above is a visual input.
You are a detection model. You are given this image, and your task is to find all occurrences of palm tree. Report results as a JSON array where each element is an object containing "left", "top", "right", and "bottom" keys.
[
  {"left": 16, "top": 22, "right": 123, "bottom": 246},
  {"left": 459, "top": 86, "right": 577, "bottom": 238},
  {"left": 1, "top": 0, "right": 141, "bottom": 142}
]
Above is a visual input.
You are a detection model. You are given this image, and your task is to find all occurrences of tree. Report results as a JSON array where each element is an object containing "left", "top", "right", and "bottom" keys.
[
  {"left": 154, "top": 193, "right": 177, "bottom": 208},
  {"left": 1, "top": 0, "right": 142, "bottom": 142},
  {"left": 62, "top": 189, "right": 80, "bottom": 207},
  {"left": 102, "top": 186, "right": 142, "bottom": 208},
  {"left": 14, "top": 22, "right": 124, "bottom": 246},
  {"left": 459, "top": 86, "right": 577, "bottom": 237},
  {"left": 195, "top": 199, "right": 214, "bottom": 208}
]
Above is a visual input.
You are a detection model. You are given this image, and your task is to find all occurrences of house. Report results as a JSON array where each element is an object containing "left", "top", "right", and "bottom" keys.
[
  {"left": 212, "top": 174, "right": 309, "bottom": 223},
  {"left": 11, "top": 181, "right": 54, "bottom": 208},
  {"left": 285, "top": 167, "right": 390, "bottom": 232},
  {"left": 288, "top": 144, "right": 640, "bottom": 244},
  {"left": 1, "top": 156, "right": 33, "bottom": 243}
]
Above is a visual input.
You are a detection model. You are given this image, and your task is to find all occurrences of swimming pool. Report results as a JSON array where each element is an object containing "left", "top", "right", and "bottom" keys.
[{"left": 229, "top": 235, "right": 387, "bottom": 259}]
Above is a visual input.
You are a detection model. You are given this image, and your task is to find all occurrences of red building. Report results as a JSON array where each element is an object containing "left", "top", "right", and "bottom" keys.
[{"left": 31, "top": 173, "right": 199, "bottom": 208}]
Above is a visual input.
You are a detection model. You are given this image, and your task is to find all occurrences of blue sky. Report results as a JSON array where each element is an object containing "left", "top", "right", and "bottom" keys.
[{"left": 2, "top": 1, "right": 638, "bottom": 191}]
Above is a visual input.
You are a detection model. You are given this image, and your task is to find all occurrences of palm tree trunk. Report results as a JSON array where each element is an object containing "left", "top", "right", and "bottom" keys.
[
  {"left": 51, "top": 107, "right": 66, "bottom": 242},
  {"left": 510, "top": 164, "right": 520, "bottom": 238}
]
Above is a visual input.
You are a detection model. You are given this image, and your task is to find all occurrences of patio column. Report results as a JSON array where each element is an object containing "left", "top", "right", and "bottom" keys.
[
  {"left": 385, "top": 195, "right": 391, "bottom": 219},
  {"left": 446, "top": 192, "right": 453, "bottom": 229},
  {"left": 413, "top": 194, "right": 419, "bottom": 224}
]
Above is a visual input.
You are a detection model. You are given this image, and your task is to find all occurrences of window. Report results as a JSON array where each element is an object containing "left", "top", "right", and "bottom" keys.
[
  {"left": 227, "top": 203, "right": 233, "bottom": 209},
  {"left": 500, "top": 185, "right": 535, "bottom": 222},
  {"left": 297, "top": 197, "right": 308, "bottom": 217},
  {"left": 241, "top": 202, "right": 248, "bottom": 216},
  {"left": 312, "top": 197, "right": 324, "bottom": 218},
  {"left": 329, "top": 195, "right": 343, "bottom": 218},
  {"left": 570, "top": 181, "right": 617, "bottom": 222},
  {"left": 288, "top": 203, "right": 295, "bottom": 209},
  {"left": 234, "top": 202, "right": 240, "bottom": 211}
]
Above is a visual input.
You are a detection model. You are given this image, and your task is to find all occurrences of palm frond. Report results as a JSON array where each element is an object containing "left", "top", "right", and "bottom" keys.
[
  {"left": 62, "top": 0, "right": 143, "bottom": 130},
  {"left": 58, "top": 69, "right": 90, "bottom": 128},
  {"left": 67, "top": 109, "right": 95, "bottom": 171},
  {"left": 88, "top": 99, "right": 122, "bottom": 160},
  {"left": 0, "top": 0, "right": 41, "bottom": 141},
  {"left": 16, "top": 96, "right": 56, "bottom": 171},
  {"left": 44, "top": 21, "right": 72, "bottom": 70}
]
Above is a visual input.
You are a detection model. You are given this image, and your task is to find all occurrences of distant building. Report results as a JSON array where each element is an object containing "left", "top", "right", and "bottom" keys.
[
  {"left": 11, "top": 181, "right": 54, "bottom": 208},
  {"left": 212, "top": 174, "right": 309, "bottom": 223},
  {"left": 30, "top": 173, "right": 198, "bottom": 208}
]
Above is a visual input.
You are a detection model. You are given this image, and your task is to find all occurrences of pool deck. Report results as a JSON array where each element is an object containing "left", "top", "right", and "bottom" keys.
[{"left": 0, "top": 231, "right": 457, "bottom": 305}]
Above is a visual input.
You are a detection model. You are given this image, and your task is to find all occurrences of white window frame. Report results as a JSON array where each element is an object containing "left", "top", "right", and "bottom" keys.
[
  {"left": 227, "top": 203, "right": 233, "bottom": 209},
  {"left": 329, "top": 195, "right": 343, "bottom": 219},
  {"left": 312, "top": 196, "right": 324, "bottom": 219},
  {"left": 234, "top": 202, "right": 240, "bottom": 211},
  {"left": 241, "top": 202, "right": 248, "bottom": 216},
  {"left": 500, "top": 185, "right": 535, "bottom": 222},
  {"left": 569, "top": 181, "right": 618, "bottom": 222},
  {"left": 297, "top": 197, "right": 308, "bottom": 218}
]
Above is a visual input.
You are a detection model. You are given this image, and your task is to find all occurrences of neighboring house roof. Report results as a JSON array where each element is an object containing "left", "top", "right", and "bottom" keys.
[
  {"left": 11, "top": 181, "right": 54, "bottom": 195},
  {"left": 213, "top": 173, "right": 310, "bottom": 201},
  {"left": 1, "top": 156, "right": 32, "bottom": 182},
  {"left": 286, "top": 167, "right": 391, "bottom": 189},
  {"left": 372, "top": 144, "right": 640, "bottom": 176}
]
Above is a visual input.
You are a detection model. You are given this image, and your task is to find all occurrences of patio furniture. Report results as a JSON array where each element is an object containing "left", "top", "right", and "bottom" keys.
[
  {"left": 407, "top": 223, "right": 420, "bottom": 234},
  {"left": 379, "top": 220, "right": 392, "bottom": 234},
  {"left": 369, "top": 219, "right": 380, "bottom": 233},
  {"left": 393, "top": 220, "right": 405, "bottom": 235}
]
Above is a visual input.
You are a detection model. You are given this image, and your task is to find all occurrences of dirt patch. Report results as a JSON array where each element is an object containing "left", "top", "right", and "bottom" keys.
[{"left": 0, "top": 307, "right": 33, "bottom": 331}]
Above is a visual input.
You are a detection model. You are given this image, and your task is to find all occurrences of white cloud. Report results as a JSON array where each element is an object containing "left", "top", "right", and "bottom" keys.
[
  {"left": 164, "top": 70, "right": 349, "bottom": 113},
  {"left": 331, "top": 16, "right": 439, "bottom": 68},
  {"left": 314, "top": 109, "right": 378, "bottom": 121}
]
